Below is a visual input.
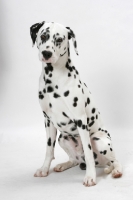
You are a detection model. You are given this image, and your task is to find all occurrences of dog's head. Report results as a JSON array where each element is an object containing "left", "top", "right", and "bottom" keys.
[{"left": 30, "top": 21, "right": 78, "bottom": 64}]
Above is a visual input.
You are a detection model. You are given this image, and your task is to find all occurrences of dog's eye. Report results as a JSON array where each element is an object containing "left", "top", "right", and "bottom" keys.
[
  {"left": 56, "top": 38, "right": 63, "bottom": 43},
  {"left": 41, "top": 35, "right": 46, "bottom": 40}
]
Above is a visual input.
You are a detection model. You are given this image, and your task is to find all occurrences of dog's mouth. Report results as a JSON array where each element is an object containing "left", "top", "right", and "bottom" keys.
[
  {"left": 42, "top": 56, "right": 57, "bottom": 64},
  {"left": 42, "top": 58, "right": 54, "bottom": 63},
  {"left": 42, "top": 58, "right": 52, "bottom": 63}
]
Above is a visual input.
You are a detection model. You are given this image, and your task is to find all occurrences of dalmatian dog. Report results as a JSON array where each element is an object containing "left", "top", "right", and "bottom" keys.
[{"left": 30, "top": 21, "right": 122, "bottom": 187}]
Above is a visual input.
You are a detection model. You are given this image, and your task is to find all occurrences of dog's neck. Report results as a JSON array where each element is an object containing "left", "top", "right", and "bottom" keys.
[{"left": 41, "top": 47, "right": 76, "bottom": 87}]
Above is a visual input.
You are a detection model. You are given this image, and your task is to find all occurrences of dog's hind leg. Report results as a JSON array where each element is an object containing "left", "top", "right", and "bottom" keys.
[
  {"left": 54, "top": 133, "right": 82, "bottom": 172},
  {"left": 90, "top": 130, "right": 123, "bottom": 178}
]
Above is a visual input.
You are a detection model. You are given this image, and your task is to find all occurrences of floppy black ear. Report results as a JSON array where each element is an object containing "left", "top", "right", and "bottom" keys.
[
  {"left": 30, "top": 21, "right": 45, "bottom": 46},
  {"left": 66, "top": 27, "right": 78, "bottom": 55}
]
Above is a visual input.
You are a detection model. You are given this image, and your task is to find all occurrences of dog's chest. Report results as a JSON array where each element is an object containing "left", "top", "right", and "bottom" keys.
[{"left": 38, "top": 78, "right": 75, "bottom": 129}]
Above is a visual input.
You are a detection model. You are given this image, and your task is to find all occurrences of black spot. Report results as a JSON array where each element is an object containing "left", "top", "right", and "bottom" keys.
[
  {"left": 108, "top": 133, "right": 111, "bottom": 137},
  {"left": 78, "top": 85, "right": 80, "bottom": 88},
  {"left": 74, "top": 41, "right": 77, "bottom": 48},
  {"left": 45, "top": 63, "right": 53, "bottom": 75},
  {"left": 65, "top": 62, "right": 73, "bottom": 72},
  {"left": 62, "top": 112, "right": 68, "bottom": 118},
  {"left": 108, "top": 143, "right": 110, "bottom": 146},
  {"left": 89, "top": 121, "right": 95, "bottom": 127},
  {"left": 86, "top": 125, "right": 89, "bottom": 131},
  {"left": 82, "top": 124, "right": 86, "bottom": 129},
  {"left": 47, "top": 121, "right": 50, "bottom": 127},
  {"left": 71, "top": 126, "right": 77, "bottom": 131},
  {"left": 88, "top": 144, "right": 91, "bottom": 150},
  {"left": 53, "top": 140, "right": 56, "bottom": 147},
  {"left": 72, "top": 66, "right": 75, "bottom": 70},
  {"left": 45, "top": 79, "right": 52, "bottom": 84},
  {"left": 43, "top": 88, "right": 46, "bottom": 93},
  {"left": 79, "top": 163, "right": 86, "bottom": 170},
  {"left": 93, "top": 137, "right": 100, "bottom": 140},
  {"left": 68, "top": 47, "right": 70, "bottom": 56},
  {"left": 43, "top": 111, "right": 47, "bottom": 117},
  {"left": 91, "top": 116, "right": 95, "bottom": 121},
  {"left": 98, "top": 128, "right": 101, "bottom": 131},
  {"left": 84, "top": 83, "right": 87, "bottom": 87},
  {"left": 74, "top": 120, "right": 78, "bottom": 126},
  {"left": 92, "top": 108, "right": 96, "bottom": 113},
  {"left": 39, "top": 93, "right": 44, "bottom": 99},
  {"left": 57, "top": 123, "right": 61, "bottom": 127},
  {"left": 76, "top": 70, "right": 78, "bottom": 75},
  {"left": 77, "top": 120, "right": 82, "bottom": 127},
  {"left": 49, "top": 73, "right": 52, "bottom": 77},
  {"left": 58, "top": 134, "right": 62, "bottom": 141},
  {"left": 87, "top": 98, "right": 90, "bottom": 104},
  {"left": 68, "top": 119, "right": 73, "bottom": 124},
  {"left": 96, "top": 115, "right": 98, "bottom": 119},
  {"left": 47, "top": 137, "right": 51, "bottom": 146},
  {"left": 74, "top": 97, "right": 78, "bottom": 102},
  {"left": 111, "top": 161, "right": 114, "bottom": 163},
  {"left": 65, "top": 131, "right": 69, "bottom": 134},
  {"left": 87, "top": 118, "right": 89, "bottom": 124},
  {"left": 93, "top": 152, "right": 97, "bottom": 159},
  {"left": 73, "top": 103, "right": 77, "bottom": 107},
  {"left": 85, "top": 102, "right": 87, "bottom": 107},
  {"left": 82, "top": 89, "right": 84, "bottom": 94},
  {"left": 95, "top": 161, "right": 99, "bottom": 165},
  {"left": 53, "top": 93, "right": 60, "bottom": 98},
  {"left": 68, "top": 58, "right": 71, "bottom": 63},
  {"left": 49, "top": 103, "right": 52, "bottom": 108},
  {"left": 64, "top": 135, "right": 68, "bottom": 140},
  {"left": 71, "top": 136, "right": 78, "bottom": 144},
  {"left": 55, "top": 85, "right": 58, "bottom": 89},
  {"left": 47, "top": 86, "right": 54, "bottom": 93},
  {"left": 103, "top": 150, "right": 107, "bottom": 155},
  {"left": 64, "top": 90, "right": 69, "bottom": 97},
  {"left": 110, "top": 148, "right": 113, "bottom": 151},
  {"left": 68, "top": 73, "right": 71, "bottom": 77},
  {"left": 74, "top": 74, "right": 76, "bottom": 79},
  {"left": 60, "top": 122, "right": 66, "bottom": 126}
]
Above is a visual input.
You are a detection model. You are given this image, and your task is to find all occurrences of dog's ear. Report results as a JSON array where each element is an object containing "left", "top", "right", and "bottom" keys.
[
  {"left": 30, "top": 21, "right": 45, "bottom": 47},
  {"left": 66, "top": 27, "right": 78, "bottom": 55}
]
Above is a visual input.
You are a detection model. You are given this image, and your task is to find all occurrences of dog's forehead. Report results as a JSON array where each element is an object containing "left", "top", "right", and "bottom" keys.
[{"left": 41, "top": 22, "right": 67, "bottom": 36}]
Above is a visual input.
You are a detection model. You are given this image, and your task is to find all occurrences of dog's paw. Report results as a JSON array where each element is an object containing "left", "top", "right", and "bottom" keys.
[
  {"left": 83, "top": 176, "right": 96, "bottom": 187},
  {"left": 112, "top": 169, "right": 122, "bottom": 178},
  {"left": 34, "top": 167, "right": 49, "bottom": 177},
  {"left": 54, "top": 164, "right": 66, "bottom": 172}
]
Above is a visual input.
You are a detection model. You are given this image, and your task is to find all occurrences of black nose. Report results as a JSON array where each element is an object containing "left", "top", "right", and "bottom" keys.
[{"left": 42, "top": 51, "right": 52, "bottom": 60}]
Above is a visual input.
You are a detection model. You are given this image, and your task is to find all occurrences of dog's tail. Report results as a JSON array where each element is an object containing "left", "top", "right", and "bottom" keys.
[{"left": 79, "top": 162, "right": 86, "bottom": 170}]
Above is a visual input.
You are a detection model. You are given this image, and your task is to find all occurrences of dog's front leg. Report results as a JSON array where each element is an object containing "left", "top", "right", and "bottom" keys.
[
  {"left": 34, "top": 118, "right": 57, "bottom": 177},
  {"left": 76, "top": 116, "right": 96, "bottom": 187}
]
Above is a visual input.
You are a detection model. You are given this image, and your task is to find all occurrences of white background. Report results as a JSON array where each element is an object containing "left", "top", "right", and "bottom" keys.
[{"left": 0, "top": 0, "right": 133, "bottom": 199}]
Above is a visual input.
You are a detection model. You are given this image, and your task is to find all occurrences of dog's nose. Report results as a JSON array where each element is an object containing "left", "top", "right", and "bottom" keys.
[{"left": 42, "top": 51, "right": 52, "bottom": 60}]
